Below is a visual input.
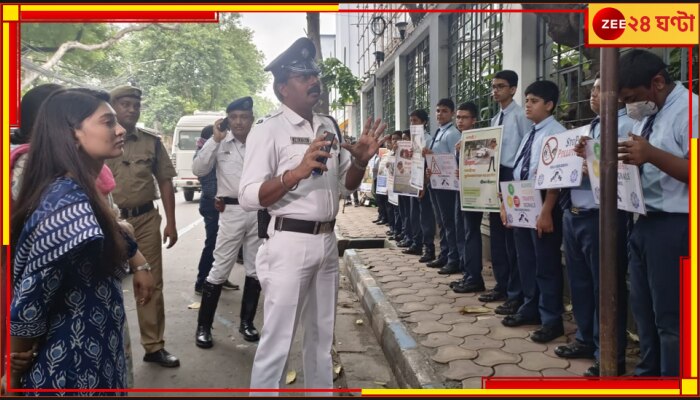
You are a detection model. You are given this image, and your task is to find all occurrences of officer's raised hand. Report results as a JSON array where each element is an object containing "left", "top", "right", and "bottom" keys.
[
  {"left": 341, "top": 117, "right": 389, "bottom": 165},
  {"left": 213, "top": 118, "right": 227, "bottom": 143}
]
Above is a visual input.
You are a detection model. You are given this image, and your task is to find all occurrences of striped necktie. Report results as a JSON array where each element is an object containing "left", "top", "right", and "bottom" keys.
[{"left": 515, "top": 125, "right": 537, "bottom": 180}]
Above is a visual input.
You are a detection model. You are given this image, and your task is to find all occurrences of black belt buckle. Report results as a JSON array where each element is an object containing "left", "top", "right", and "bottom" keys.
[{"left": 313, "top": 221, "right": 334, "bottom": 234}]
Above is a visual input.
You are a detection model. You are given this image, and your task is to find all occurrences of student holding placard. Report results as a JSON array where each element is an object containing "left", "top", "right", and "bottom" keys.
[
  {"left": 500, "top": 80, "right": 567, "bottom": 344},
  {"left": 617, "top": 50, "right": 695, "bottom": 377},
  {"left": 557, "top": 72, "right": 635, "bottom": 376}
]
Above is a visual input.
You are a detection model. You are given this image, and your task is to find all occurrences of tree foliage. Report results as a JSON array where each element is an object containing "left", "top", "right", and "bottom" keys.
[{"left": 319, "top": 58, "right": 362, "bottom": 111}]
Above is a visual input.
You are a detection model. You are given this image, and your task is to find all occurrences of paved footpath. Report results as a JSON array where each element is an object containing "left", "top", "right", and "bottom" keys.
[{"left": 335, "top": 204, "right": 639, "bottom": 389}]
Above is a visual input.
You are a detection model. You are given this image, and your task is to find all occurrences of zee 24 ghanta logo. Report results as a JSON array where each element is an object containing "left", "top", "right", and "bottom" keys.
[{"left": 592, "top": 6, "right": 695, "bottom": 41}]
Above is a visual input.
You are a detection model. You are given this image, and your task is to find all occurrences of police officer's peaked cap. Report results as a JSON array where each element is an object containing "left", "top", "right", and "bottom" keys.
[
  {"left": 110, "top": 86, "right": 142, "bottom": 102},
  {"left": 265, "top": 37, "right": 320, "bottom": 78},
  {"left": 226, "top": 96, "right": 254, "bottom": 113}
]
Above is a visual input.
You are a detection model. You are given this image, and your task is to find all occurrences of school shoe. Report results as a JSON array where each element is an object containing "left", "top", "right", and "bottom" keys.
[
  {"left": 494, "top": 299, "right": 523, "bottom": 315},
  {"left": 501, "top": 313, "right": 541, "bottom": 327},
  {"left": 195, "top": 281, "right": 223, "bottom": 348},
  {"left": 437, "top": 263, "right": 461, "bottom": 275},
  {"left": 530, "top": 323, "right": 565, "bottom": 343},
  {"left": 143, "top": 349, "right": 180, "bottom": 368},
  {"left": 239, "top": 276, "right": 261, "bottom": 342},
  {"left": 402, "top": 246, "right": 423, "bottom": 256},
  {"left": 426, "top": 258, "right": 447, "bottom": 269},
  {"left": 449, "top": 279, "right": 465, "bottom": 289},
  {"left": 583, "top": 360, "right": 627, "bottom": 377},
  {"left": 452, "top": 281, "right": 486, "bottom": 293},
  {"left": 418, "top": 249, "right": 436, "bottom": 263},
  {"left": 222, "top": 280, "right": 239, "bottom": 290},
  {"left": 397, "top": 240, "right": 412, "bottom": 248},
  {"left": 478, "top": 290, "right": 507, "bottom": 302},
  {"left": 554, "top": 341, "right": 596, "bottom": 359}
]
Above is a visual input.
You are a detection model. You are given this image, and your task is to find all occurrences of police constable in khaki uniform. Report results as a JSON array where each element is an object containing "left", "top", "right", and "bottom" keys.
[
  {"left": 106, "top": 86, "right": 181, "bottom": 368},
  {"left": 239, "top": 37, "right": 388, "bottom": 394}
]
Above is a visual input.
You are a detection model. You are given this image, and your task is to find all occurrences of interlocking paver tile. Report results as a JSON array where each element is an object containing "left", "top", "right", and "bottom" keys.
[
  {"left": 452, "top": 296, "right": 485, "bottom": 308},
  {"left": 397, "top": 302, "right": 433, "bottom": 313},
  {"left": 542, "top": 368, "right": 579, "bottom": 377},
  {"left": 377, "top": 275, "right": 405, "bottom": 283},
  {"left": 461, "top": 335, "right": 504, "bottom": 350},
  {"left": 438, "top": 312, "right": 476, "bottom": 325},
  {"left": 565, "top": 358, "right": 595, "bottom": 375},
  {"left": 473, "top": 316, "right": 506, "bottom": 328},
  {"left": 430, "top": 303, "right": 460, "bottom": 315},
  {"left": 412, "top": 320, "right": 451, "bottom": 335},
  {"left": 408, "top": 282, "right": 439, "bottom": 290},
  {"left": 501, "top": 338, "right": 548, "bottom": 354},
  {"left": 392, "top": 294, "right": 425, "bottom": 304},
  {"left": 415, "top": 288, "right": 447, "bottom": 297},
  {"left": 487, "top": 325, "right": 531, "bottom": 340},
  {"left": 442, "top": 360, "right": 493, "bottom": 381},
  {"left": 423, "top": 296, "right": 454, "bottom": 306},
  {"left": 403, "top": 311, "right": 441, "bottom": 323},
  {"left": 387, "top": 287, "right": 415, "bottom": 297},
  {"left": 474, "top": 349, "right": 522, "bottom": 367},
  {"left": 518, "top": 352, "right": 569, "bottom": 371},
  {"left": 448, "top": 323, "right": 489, "bottom": 338},
  {"left": 382, "top": 281, "right": 411, "bottom": 290},
  {"left": 398, "top": 271, "right": 426, "bottom": 278},
  {"left": 431, "top": 345, "right": 477, "bottom": 364},
  {"left": 493, "top": 363, "right": 542, "bottom": 376},
  {"left": 462, "top": 377, "right": 483, "bottom": 388},
  {"left": 420, "top": 332, "right": 464, "bottom": 348}
]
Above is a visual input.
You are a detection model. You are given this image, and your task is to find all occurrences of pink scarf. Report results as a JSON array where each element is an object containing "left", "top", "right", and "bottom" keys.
[{"left": 11, "top": 144, "right": 116, "bottom": 196}]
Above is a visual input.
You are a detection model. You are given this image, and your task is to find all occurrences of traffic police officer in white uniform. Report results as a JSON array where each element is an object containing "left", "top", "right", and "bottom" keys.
[
  {"left": 239, "top": 37, "right": 387, "bottom": 394},
  {"left": 193, "top": 96, "right": 264, "bottom": 348}
]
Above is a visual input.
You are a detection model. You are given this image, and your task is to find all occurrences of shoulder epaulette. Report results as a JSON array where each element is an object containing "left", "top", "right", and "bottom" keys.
[
  {"left": 255, "top": 109, "right": 283, "bottom": 125},
  {"left": 138, "top": 126, "right": 162, "bottom": 138}
]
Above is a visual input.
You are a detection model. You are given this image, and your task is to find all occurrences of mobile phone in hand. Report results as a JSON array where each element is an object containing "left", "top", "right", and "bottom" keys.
[
  {"left": 218, "top": 118, "right": 229, "bottom": 132},
  {"left": 312, "top": 131, "right": 336, "bottom": 176}
]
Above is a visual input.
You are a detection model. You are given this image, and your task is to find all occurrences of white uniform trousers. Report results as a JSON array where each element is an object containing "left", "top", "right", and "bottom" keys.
[
  {"left": 249, "top": 228, "right": 339, "bottom": 395},
  {"left": 206, "top": 204, "right": 261, "bottom": 284}
]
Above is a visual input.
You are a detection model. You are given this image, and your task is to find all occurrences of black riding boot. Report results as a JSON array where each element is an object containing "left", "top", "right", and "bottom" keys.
[
  {"left": 239, "top": 276, "right": 262, "bottom": 342},
  {"left": 196, "top": 281, "right": 223, "bottom": 348}
]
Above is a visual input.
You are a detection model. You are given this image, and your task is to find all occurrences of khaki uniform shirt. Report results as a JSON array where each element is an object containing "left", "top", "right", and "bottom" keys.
[{"left": 106, "top": 127, "right": 176, "bottom": 209}]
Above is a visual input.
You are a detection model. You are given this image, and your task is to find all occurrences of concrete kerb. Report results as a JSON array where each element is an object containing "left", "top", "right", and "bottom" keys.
[{"left": 339, "top": 238, "right": 444, "bottom": 389}]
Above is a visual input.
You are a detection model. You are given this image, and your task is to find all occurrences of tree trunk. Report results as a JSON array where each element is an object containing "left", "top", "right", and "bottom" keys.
[{"left": 307, "top": 12, "right": 330, "bottom": 115}]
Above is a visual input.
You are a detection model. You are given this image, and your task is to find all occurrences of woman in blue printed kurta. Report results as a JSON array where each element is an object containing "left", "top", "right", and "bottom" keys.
[{"left": 8, "top": 88, "right": 146, "bottom": 396}]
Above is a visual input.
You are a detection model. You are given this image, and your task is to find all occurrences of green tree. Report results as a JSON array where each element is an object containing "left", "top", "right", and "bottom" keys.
[
  {"left": 125, "top": 14, "right": 269, "bottom": 135},
  {"left": 319, "top": 58, "right": 362, "bottom": 111}
]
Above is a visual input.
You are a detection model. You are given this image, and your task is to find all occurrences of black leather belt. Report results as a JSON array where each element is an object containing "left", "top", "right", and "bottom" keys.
[
  {"left": 120, "top": 202, "right": 154, "bottom": 219},
  {"left": 274, "top": 217, "right": 336, "bottom": 235},
  {"left": 221, "top": 197, "right": 239, "bottom": 205}
]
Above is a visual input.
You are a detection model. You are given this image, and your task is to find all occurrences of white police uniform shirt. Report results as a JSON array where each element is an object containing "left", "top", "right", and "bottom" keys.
[
  {"left": 430, "top": 122, "right": 461, "bottom": 154},
  {"left": 571, "top": 109, "right": 636, "bottom": 210},
  {"left": 192, "top": 131, "right": 246, "bottom": 198},
  {"left": 491, "top": 100, "right": 530, "bottom": 168},
  {"left": 632, "top": 82, "right": 695, "bottom": 213},
  {"left": 239, "top": 104, "right": 353, "bottom": 221},
  {"left": 512, "top": 115, "right": 567, "bottom": 181}
]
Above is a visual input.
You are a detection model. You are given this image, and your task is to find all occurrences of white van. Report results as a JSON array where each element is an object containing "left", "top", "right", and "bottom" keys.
[{"left": 171, "top": 111, "right": 225, "bottom": 201}]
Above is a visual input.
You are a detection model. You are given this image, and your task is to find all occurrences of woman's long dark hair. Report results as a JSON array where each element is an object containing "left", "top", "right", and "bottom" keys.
[{"left": 11, "top": 88, "right": 128, "bottom": 277}]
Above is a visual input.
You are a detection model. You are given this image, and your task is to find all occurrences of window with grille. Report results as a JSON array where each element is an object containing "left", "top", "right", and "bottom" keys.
[
  {"left": 537, "top": 14, "right": 698, "bottom": 129},
  {"left": 365, "top": 88, "right": 374, "bottom": 125},
  {"left": 406, "top": 37, "right": 430, "bottom": 116},
  {"left": 448, "top": 4, "right": 503, "bottom": 128},
  {"left": 381, "top": 69, "right": 396, "bottom": 132}
]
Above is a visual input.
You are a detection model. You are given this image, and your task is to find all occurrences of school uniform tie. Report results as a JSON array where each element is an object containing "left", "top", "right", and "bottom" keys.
[
  {"left": 638, "top": 114, "right": 657, "bottom": 174},
  {"left": 498, "top": 111, "right": 505, "bottom": 126},
  {"left": 515, "top": 125, "right": 537, "bottom": 180}
]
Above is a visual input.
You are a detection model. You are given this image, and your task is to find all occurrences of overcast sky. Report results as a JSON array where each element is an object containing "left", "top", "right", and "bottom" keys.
[{"left": 239, "top": 13, "right": 336, "bottom": 103}]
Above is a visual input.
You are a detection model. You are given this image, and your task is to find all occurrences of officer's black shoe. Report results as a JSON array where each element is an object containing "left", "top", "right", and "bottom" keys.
[
  {"left": 554, "top": 341, "right": 596, "bottom": 359},
  {"left": 143, "top": 349, "right": 180, "bottom": 368},
  {"left": 501, "top": 313, "right": 541, "bottom": 327},
  {"left": 372, "top": 218, "right": 382, "bottom": 223},
  {"left": 239, "top": 321, "right": 260, "bottom": 342},
  {"left": 196, "top": 325, "right": 213, "bottom": 348},
  {"left": 478, "top": 290, "right": 507, "bottom": 302},
  {"left": 397, "top": 240, "right": 411, "bottom": 248},
  {"left": 449, "top": 279, "right": 465, "bottom": 288},
  {"left": 196, "top": 281, "right": 223, "bottom": 348},
  {"left": 239, "top": 276, "right": 262, "bottom": 342},
  {"left": 495, "top": 298, "right": 523, "bottom": 315},
  {"left": 402, "top": 246, "right": 423, "bottom": 256},
  {"left": 426, "top": 258, "right": 447, "bottom": 269},
  {"left": 437, "top": 263, "right": 461, "bottom": 275},
  {"left": 418, "top": 250, "right": 436, "bottom": 263},
  {"left": 583, "top": 360, "right": 627, "bottom": 377}
]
